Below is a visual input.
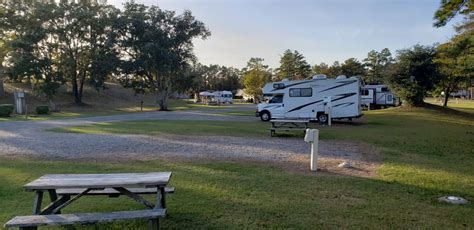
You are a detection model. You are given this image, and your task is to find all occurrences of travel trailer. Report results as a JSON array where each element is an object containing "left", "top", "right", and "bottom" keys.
[
  {"left": 361, "top": 85, "right": 397, "bottom": 109},
  {"left": 256, "top": 75, "right": 363, "bottom": 122},
  {"left": 198, "top": 91, "right": 233, "bottom": 104}
]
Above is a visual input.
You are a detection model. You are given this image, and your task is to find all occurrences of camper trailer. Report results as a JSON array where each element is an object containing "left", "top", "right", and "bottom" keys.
[
  {"left": 361, "top": 85, "right": 397, "bottom": 109},
  {"left": 256, "top": 75, "right": 363, "bottom": 122},
  {"left": 198, "top": 91, "right": 233, "bottom": 104},
  {"left": 214, "top": 91, "right": 233, "bottom": 104}
]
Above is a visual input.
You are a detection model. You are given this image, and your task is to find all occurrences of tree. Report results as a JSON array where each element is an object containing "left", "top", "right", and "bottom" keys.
[
  {"left": 363, "top": 48, "right": 394, "bottom": 84},
  {"left": 0, "top": 1, "right": 64, "bottom": 109},
  {"left": 434, "top": 0, "right": 473, "bottom": 27},
  {"left": 340, "top": 58, "right": 366, "bottom": 77},
  {"left": 54, "top": 2, "right": 120, "bottom": 105},
  {"left": 312, "top": 62, "right": 331, "bottom": 76},
  {"left": 434, "top": 19, "right": 474, "bottom": 106},
  {"left": 275, "top": 49, "right": 311, "bottom": 81},
  {"left": 118, "top": 2, "right": 210, "bottom": 110},
  {"left": 242, "top": 58, "right": 271, "bottom": 102},
  {"left": 386, "top": 45, "right": 439, "bottom": 106}
]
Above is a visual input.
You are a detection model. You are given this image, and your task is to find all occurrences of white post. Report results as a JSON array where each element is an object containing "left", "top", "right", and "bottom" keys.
[
  {"left": 310, "top": 129, "right": 319, "bottom": 172},
  {"left": 305, "top": 129, "right": 319, "bottom": 172}
]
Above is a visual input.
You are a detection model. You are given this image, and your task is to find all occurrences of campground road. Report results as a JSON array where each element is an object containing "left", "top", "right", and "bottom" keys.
[{"left": 0, "top": 105, "right": 373, "bottom": 175}]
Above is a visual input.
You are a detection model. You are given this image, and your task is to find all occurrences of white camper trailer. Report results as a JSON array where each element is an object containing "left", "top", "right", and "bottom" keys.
[
  {"left": 256, "top": 75, "right": 363, "bottom": 122},
  {"left": 361, "top": 85, "right": 397, "bottom": 109},
  {"left": 198, "top": 91, "right": 233, "bottom": 104},
  {"left": 214, "top": 91, "right": 233, "bottom": 104}
]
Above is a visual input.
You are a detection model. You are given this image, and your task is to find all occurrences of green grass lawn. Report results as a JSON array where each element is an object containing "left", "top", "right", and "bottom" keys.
[
  {"left": 2, "top": 104, "right": 474, "bottom": 228},
  {"left": 0, "top": 99, "right": 243, "bottom": 122}
]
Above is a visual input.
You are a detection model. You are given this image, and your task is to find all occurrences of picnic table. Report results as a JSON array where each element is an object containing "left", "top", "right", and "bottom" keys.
[
  {"left": 270, "top": 119, "right": 310, "bottom": 137},
  {"left": 5, "top": 172, "right": 173, "bottom": 230}
]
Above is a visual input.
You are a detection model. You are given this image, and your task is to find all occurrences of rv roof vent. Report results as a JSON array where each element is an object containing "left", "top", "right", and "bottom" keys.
[
  {"left": 282, "top": 78, "right": 289, "bottom": 81},
  {"left": 312, "top": 74, "right": 327, "bottom": 80},
  {"left": 336, "top": 75, "right": 347, "bottom": 79}
]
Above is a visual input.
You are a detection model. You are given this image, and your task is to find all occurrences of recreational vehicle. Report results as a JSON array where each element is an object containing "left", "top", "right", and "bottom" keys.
[
  {"left": 361, "top": 85, "right": 397, "bottom": 109},
  {"left": 256, "top": 75, "right": 363, "bottom": 122},
  {"left": 198, "top": 91, "right": 233, "bottom": 104}
]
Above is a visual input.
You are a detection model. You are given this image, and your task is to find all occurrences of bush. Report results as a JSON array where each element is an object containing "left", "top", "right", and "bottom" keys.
[
  {"left": 0, "top": 104, "right": 14, "bottom": 117},
  {"left": 36, "top": 105, "right": 50, "bottom": 115}
]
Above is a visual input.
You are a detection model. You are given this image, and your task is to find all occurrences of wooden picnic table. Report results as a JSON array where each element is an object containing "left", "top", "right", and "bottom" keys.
[
  {"left": 270, "top": 119, "right": 310, "bottom": 137},
  {"left": 6, "top": 172, "right": 172, "bottom": 230},
  {"left": 24, "top": 172, "right": 172, "bottom": 214}
]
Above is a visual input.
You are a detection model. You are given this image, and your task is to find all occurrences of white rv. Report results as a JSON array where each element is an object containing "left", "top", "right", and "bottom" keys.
[
  {"left": 198, "top": 91, "right": 233, "bottom": 104},
  {"left": 256, "top": 75, "right": 363, "bottom": 122},
  {"left": 361, "top": 85, "right": 397, "bottom": 109},
  {"left": 214, "top": 91, "right": 233, "bottom": 104}
]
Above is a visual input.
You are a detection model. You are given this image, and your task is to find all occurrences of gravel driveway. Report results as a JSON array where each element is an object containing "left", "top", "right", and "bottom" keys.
[{"left": 0, "top": 107, "right": 379, "bottom": 176}]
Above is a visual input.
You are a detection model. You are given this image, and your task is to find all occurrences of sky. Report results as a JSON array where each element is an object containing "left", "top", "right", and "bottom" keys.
[{"left": 108, "top": 0, "right": 460, "bottom": 69}]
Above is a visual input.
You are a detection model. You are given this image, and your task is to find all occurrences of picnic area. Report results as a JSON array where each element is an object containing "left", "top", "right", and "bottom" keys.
[{"left": 0, "top": 0, "right": 473, "bottom": 229}]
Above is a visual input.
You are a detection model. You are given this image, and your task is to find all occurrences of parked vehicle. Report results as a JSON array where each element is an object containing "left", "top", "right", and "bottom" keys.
[
  {"left": 256, "top": 75, "right": 363, "bottom": 122},
  {"left": 198, "top": 91, "right": 233, "bottom": 104},
  {"left": 361, "top": 85, "right": 398, "bottom": 109}
]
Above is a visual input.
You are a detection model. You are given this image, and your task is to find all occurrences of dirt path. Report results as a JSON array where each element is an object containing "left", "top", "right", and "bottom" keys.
[{"left": 0, "top": 107, "right": 381, "bottom": 177}]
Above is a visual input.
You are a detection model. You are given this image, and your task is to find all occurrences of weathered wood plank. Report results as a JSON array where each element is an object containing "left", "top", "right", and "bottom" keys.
[
  {"left": 4, "top": 209, "right": 166, "bottom": 228},
  {"left": 40, "top": 196, "right": 70, "bottom": 215},
  {"left": 113, "top": 187, "right": 155, "bottom": 209},
  {"left": 32, "top": 192, "right": 43, "bottom": 215},
  {"left": 55, "top": 187, "right": 175, "bottom": 196},
  {"left": 24, "top": 172, "right": 172, "bottom": 191},
  {"left": 51, "top": 189, "right": 92, "bottom": 214}
]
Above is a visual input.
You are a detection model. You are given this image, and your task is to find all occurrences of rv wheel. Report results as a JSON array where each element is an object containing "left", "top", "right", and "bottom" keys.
[
  {"left": 318, "top": 113, "right": 328, "bottom": 124},
  {"left": 260, "top": 111, "right": 271, "bottom": 122}
]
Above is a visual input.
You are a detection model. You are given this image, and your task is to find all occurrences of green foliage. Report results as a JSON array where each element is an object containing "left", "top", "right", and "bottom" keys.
[
  {"left": 435, "top": 28, "right": 473, "bottom": 106},
  {"left": 386, "top": 45, "right": 439, "bottom": 106},
  {"left": 0, "top": 104, "right": 13, "bottom": 117},
  {"left": 275, "top": 49, "right": 311, "bottom": 80},
  {"left": 0, "top": 2, "right": 120, "bottom": 105},
  {"left": 35, "top": 105, "right": 49, "bottom": 115},
  {"left": 242, "top": 58, "right": 272, "bottom": 101},
  {"left": 117, "top": 2, "right": 210, "bottom": 110},
  {"left": 363, "top": 48, "right": 394, "bottom": 84},
  {"left": 340, "top": 58, "right": 366, "bottom": 77},
  {"left": 434, "top": 0, "right": 473, "bottom": 27},
  {"left": 185, "top": 64, "right": 242, "bottom": 94}
]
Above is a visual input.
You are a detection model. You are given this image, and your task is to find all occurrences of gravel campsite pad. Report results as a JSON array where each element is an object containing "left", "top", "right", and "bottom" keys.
[{"left": 0, "top": 109, "right": 381, "bottom": 177}]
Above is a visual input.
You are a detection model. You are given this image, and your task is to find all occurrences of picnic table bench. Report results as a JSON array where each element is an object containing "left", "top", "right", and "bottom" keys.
[
  {"left": 270, "top": 119, "right": 310, "bottom": 137},
  {"left": 4, "top": 172, "right": 173, "bottom": 230}
]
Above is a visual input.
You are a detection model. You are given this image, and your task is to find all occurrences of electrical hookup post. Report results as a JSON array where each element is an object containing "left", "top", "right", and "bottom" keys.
[
  {"left": 304, "top": 129, "right": 319, "bottom": 172},
  {"left": 324, "top": 96, "right": 332, "bottom": 126}
]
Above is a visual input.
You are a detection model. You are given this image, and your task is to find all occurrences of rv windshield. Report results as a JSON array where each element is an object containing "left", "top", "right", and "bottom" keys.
[{"left": 269, "top": 95, "right": 283, "bottom": 104}]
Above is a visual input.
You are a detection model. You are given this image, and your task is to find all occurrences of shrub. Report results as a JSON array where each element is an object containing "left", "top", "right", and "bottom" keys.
[
  {"left": 0, "top": 104, "right": 14, "bottom": 117},
  {"left": 36, "top": 105, "right": 50, "bottom": 115}
]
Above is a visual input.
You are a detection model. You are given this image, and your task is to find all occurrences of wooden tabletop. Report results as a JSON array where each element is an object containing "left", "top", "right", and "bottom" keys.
[{"left": 24, "top": 172, "right": 172, "bottom": 191}]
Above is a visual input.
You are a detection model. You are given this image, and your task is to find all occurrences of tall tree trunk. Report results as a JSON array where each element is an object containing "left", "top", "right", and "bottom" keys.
[
  {"left": 0, "top": 79, "right": 4, "bottom": 97},
  {"left": 443, "top": 86, "right": 450, "bottom": 107},
  {"left": 158, "top": 87, "right": 169, "bottom": 111},
  {"left": 78, "top": 72, "right": 85, "bottom": 105},
  {"left": 72, "top": 76, "right": 80, "bottom": 104}
]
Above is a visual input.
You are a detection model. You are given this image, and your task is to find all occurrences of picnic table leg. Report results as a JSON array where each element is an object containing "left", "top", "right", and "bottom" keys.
[
  {"left": 47, "top": 189, "right": 61, "bottom": 214},
  {"left": 32, "top": 191, "right": 43, "bottom": 215},
  {"left": 149, "top": 186, "right": 166, "bottom": 230}
]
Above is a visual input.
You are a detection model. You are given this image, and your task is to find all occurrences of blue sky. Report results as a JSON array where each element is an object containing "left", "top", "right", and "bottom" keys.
[{"left": 109, "top": 0, "right": 460, "bottom": 69}]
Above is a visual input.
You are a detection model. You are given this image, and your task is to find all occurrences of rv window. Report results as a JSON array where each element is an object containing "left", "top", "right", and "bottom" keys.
[
  {"left": 289, "top": 88, "right": 312, "bottom": 97},
  {"left": 362, "top": 89, "right": 369, "bottom": 96},
  {"left": 269, "top": 95, "right": 283, "bottom": 103},
  {"left": 381, "top": 87, "right": 389, "bottom": 92},
  {"left": 273, "top": 83, "right": 285, "bottom": 89}
]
